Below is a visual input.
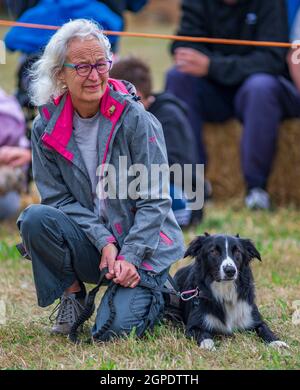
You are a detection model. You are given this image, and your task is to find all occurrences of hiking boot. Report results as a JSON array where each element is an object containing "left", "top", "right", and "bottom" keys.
[
  {"left": 245, "top": 188, "right": 271, "bottom": 210},
  {"left": 50, "top": 292, "right": 86, "bottom": 335}
]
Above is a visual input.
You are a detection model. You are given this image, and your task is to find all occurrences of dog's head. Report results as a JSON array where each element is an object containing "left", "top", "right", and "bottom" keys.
[{"left": 184, "top": 233, "right": 261, "bottom": 282}]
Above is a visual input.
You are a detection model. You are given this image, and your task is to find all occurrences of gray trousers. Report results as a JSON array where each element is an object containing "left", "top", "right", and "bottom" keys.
[{"left": 17, "top": 204, "right": 168, "bottom": 340}]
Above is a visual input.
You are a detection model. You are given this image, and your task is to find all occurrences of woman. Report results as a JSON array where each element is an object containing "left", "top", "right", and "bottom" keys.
[{"left": 17, "top": 19, "right": 185, "bottom": 340}]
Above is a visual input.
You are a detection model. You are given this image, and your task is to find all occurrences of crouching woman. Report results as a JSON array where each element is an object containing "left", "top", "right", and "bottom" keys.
[{"left": 17, "top": 19, "right": 185, "bottom": 340}]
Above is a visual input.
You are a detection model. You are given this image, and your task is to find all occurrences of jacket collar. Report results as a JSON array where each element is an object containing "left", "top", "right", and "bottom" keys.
[{"left": 40, "top": 79, "right": 128, "bottom": 165}]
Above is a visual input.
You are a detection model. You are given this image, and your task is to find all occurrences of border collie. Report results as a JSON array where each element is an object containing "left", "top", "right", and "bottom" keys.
[{"left": 174, "top": 233, "right": 288, "bottom": 351}]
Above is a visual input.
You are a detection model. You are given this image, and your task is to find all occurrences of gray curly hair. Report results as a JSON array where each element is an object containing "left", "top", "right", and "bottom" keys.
[{"left": 29, "top": 19, "right": 112, "bottom": 106}]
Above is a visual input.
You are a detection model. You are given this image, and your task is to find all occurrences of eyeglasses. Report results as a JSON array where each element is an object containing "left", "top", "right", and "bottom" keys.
[{"left": 63, "top": 60, "right": 112, "bottom": 76}]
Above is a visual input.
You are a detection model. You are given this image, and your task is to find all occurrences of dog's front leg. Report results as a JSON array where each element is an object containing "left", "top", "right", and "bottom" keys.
[
  {"left": 255, "top": 322, "right": 289, "bottom": 348},
  {"left": 187, "top": 328, "right": 216, "bottom": 351},
  {"left": 252, "top": 306, "right": 288, "bottom": 348},
  {"left": 186, "top": 310, "right": 216, "bottom": 352},
  {"left": 253, "top": 305, "right": 289, "bottom": 349}
]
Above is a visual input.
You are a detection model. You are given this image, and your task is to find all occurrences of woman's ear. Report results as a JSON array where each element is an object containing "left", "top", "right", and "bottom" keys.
[{"left": 57, "top": 68, "right": 66, "bottom": 85}]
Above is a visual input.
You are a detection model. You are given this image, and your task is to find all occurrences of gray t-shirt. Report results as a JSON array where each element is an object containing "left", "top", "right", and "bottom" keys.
[{"left": 73, "top": 110, "right": 101, "bottom": 215}]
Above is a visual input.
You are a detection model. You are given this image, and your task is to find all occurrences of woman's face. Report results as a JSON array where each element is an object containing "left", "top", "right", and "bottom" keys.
[{"left": 60, "top": 38, "right": 109, "bottom": 112}]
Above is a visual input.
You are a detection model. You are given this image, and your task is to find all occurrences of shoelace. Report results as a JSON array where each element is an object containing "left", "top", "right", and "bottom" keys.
[{"left": 49, "top": 294, "right": 85, "bottom": 325}]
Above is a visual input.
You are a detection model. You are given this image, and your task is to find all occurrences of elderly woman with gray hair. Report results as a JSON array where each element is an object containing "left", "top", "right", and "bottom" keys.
[{"left": 17, "top": 19, "right": 185, "bottom": 341}]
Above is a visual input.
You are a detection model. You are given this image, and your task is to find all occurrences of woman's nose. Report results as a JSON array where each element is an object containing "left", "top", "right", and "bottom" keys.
[{"left": 88, "top": 67, "right": 100, "bottom": 81}]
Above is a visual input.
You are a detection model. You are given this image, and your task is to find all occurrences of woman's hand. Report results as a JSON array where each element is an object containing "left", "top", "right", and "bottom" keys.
[
  {"left": 100, "top": 243, "right": 118, "bottom": 280},
  {"left": 113, "top": 260, "right": 140, "bottom": 288}
]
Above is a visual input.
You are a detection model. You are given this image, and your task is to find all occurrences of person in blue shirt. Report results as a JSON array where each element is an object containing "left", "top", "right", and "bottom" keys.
[{"left": 286, "top": 0, "right": 300, "bottom": 34}]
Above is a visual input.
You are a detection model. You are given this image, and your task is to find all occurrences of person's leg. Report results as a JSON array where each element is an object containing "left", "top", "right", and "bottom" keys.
[
  {"left": 92, "top": 270, "right": 168, "bottom": 341},
  {"left": 165, "top": 67, "right": 236, "bottom": 165},
  {"left": 0, "top": 191, "right": 20, "bottom": 220},
  {"left": 235, "top": 74, "right": 284, "bottom": 194},
  {"left": 17, "top": 204, "right": 101, "bottom": 308}
]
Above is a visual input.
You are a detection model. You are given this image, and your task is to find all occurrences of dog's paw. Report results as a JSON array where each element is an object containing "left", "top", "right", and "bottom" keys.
[
  {"left": 269, "top": 340, "right": 290, "bottom": 349},
  {"left": 200, "top": 339, "right": 216, "bottom": 351}
]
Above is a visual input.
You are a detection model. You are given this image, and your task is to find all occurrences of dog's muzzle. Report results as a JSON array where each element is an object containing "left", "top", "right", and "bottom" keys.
[{"left": 222, "top": 265, "right": 237, "bottom": 280}]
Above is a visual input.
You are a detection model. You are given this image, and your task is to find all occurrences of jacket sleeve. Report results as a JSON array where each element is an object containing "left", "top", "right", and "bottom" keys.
[
  {"left": 171, "top": 0, "right": 213, "bottom": 56},
  {"left": 118, "top": 109, "right": 172, "bottom": 267},
  {"left": 31, "top": 119, "right": 116, "bottom": 253}
]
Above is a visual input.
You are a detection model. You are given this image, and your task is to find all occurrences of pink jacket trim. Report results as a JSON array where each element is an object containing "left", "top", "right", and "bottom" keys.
[
  {"left": 41, "top": 133, "right": 74, "bottom": 161},
  {"left": 149, "top": 136, "right": 156, "bottom": 143},
  {"left": 141, "top": 261, "right": 154, "bottom": 271},
  {"left": 42, "top": 107, "right": 50, "bottom": 121},
  {"left": 108, "top": 78, "right": 129, "bottom": 94},
  {"left": 41, "top": 80, "right": 128, "bottom": 163},
  {"left": 114, "top": 223, "right": 123, "bottom": 235},
  {"left": 50, "top": 93, "right": 74, "bottom": 150},
  {"left": 106, "top": 236, "right": 117, "bottom": 244},
  {"left": 159, "top": 231, "right": 173, "bottom": 246}
]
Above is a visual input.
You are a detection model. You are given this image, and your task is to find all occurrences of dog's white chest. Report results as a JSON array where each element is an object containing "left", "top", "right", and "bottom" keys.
[{"left": 205, "top": 282, "right": 254, "bottom": 334}]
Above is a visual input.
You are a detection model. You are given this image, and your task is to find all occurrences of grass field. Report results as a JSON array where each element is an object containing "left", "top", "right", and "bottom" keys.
[{"left": 0, "top": 20, "right": 300, "bottom": 370}]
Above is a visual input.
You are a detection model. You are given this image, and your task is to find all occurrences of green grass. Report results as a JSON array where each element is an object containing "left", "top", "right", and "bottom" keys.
[
  {"left": 0, "top": 18, "right": 299, "bottom": 370},
  {"left": 0, "top": 203, "right": 300, "bottom": 370}
]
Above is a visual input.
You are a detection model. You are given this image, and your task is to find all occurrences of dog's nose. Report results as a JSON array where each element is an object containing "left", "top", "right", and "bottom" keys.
[{"left": 223, "top": 265, "right": 236, "bottom": 278}]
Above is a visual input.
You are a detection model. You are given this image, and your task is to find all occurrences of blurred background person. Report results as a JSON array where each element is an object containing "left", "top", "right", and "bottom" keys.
[
  {"left": 111, "top": 56, "right": 205, "bottom": 227},
  {"left": 0, "top": 88, "right": 31, "bottom": 220},
  {"left": 166, "top": 0, "right": 295, "bottom": 210}
]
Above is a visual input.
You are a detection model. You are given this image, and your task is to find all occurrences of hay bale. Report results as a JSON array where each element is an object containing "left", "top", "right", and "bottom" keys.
[{"left": 203, "top": 119, "right": 300, "bottom": 206}]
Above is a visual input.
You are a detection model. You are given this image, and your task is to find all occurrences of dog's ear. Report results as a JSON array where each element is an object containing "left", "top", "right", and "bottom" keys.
[
  {"left": 240, "top": 238, "right": 261, "bottom": 261},
  {"left": 184, "top": 235, "right": 208, "bottom": 258}
]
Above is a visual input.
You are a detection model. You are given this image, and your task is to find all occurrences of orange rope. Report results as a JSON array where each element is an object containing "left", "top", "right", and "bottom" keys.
[{"left": 0, "top": 19, "right": 298, "bottom": 48}]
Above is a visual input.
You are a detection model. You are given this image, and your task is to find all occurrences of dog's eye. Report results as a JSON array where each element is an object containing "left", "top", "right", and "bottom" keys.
[
  {"left": 233, "top": 247, "right": 242, "bottom": 257},
  {"left": 209, "top": 249, "right": 219, "bottom": 256}
]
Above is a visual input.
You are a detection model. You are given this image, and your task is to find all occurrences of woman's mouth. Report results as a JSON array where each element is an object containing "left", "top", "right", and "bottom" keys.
[{"left": 85, "top": 84, "right": 101, "bottom": 91}]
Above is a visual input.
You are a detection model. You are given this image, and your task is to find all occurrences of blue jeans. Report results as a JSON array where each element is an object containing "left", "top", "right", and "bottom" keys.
[
  {"left": 17, "top": 204, "right": 168, "bottom": 339},
  {"left": 166, "top": 69, "right": 300, "bottom": 190},
  {"left": 0, "top": 191, "right": 20, "bottom": 220}
]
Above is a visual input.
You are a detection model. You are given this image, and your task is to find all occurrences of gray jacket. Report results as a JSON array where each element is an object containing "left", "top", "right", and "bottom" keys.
[{"left": 18, "top": 79, "right": 185, "bottom": 273}]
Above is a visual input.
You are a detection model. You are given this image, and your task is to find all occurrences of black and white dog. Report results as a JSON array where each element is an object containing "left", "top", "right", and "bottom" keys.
[{"left": 174, "top": 233, "right": 288, "bottom": 351}]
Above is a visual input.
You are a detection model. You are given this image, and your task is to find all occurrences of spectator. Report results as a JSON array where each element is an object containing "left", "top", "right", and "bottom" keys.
[
  {"left": 0, "top": 88, "right": 31, "bottom": 220},
  {"left": 110, "top": 56, "right": 204, "bottom": 227},
  {"left": 166, "top": 0, "right": 298, "bottom": 210},
  {"left": 287, "top": 1, "right": 300, "bottom": 91}
]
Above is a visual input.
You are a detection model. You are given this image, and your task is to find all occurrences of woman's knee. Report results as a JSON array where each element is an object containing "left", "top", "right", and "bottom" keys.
[{"left": 19, "top": 204, "right": 59, "bottom": 238}]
